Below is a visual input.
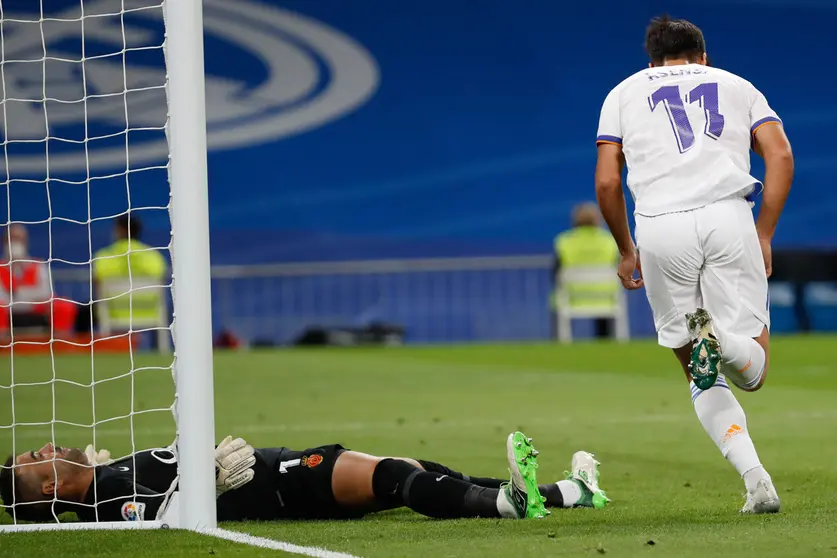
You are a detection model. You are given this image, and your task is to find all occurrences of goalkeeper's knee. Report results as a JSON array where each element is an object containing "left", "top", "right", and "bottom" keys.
[{"left": 371, "top": 458, "right": 420, "bottom": 508}]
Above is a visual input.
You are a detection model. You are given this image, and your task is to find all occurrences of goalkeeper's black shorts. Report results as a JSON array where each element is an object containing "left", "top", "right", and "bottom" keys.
[{"left": 271, "top": 443, "right": 361, "bottom": 520}]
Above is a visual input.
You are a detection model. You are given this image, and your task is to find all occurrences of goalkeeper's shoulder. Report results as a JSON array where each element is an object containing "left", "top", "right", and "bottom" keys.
[{"left": 78, "top": 465, "right": 166, "bottom": 522}]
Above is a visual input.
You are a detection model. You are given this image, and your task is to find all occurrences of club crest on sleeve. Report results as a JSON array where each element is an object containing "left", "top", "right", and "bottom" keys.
[
  {"left": 121, "top": 501, "right": 146, "bottom": 521},
  {"left": 302, "top": 454, "right": 323, "bottom": 468}
]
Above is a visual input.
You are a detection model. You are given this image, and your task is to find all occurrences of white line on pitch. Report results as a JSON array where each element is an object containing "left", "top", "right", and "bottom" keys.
[{"left": 203, "top": 528, "right": 360, "bottom": 558}]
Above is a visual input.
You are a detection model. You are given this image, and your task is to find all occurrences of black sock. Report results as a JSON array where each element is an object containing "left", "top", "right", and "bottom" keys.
[
  {"left": 417, "top": 460, "right": 467, "bottom": 480},
  {"left": 465, "top": 476, "right": 505, "bottom": 489},
  {"left": 418, "top": 460, "right": 505, "bottom": 489},
  {"left": 373, "top": 459, "right": 501, "bottom": 518},
  {"left": 538, "top": 483, "right": 565, "bottom": 508}
]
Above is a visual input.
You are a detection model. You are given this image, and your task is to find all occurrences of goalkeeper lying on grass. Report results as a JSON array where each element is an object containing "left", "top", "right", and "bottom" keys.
[{"left": 0, "top": 432, "right": 608, "bottom": 523}]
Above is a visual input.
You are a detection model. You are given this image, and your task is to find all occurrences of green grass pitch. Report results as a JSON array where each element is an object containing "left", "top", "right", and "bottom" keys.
[{"left": 1, "top": 336, "right": 837, "bottom": 557}]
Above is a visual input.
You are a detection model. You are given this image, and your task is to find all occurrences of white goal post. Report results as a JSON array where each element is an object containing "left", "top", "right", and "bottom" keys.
[
  {"left": 165, "top": 0, "right": 217, "bottom": 532},
  {"left": 0, "top": 0, "right": 216, "bottom": 532}
]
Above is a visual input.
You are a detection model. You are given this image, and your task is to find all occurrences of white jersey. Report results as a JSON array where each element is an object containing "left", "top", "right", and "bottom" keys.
[{"left": 596, "top": 64, "right": 782, "bottom": 216}]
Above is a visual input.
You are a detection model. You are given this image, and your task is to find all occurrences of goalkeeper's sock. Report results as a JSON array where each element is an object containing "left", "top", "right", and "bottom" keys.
[
  {"left": 714, "top": 328, "right": 766, "bottom": 390},
  {"left": 690, "top": 378, "right": 766, "bottom": 485},
  {"left": 373, "top": 458, "right": 501, "bottom": 518},
  {"left": 418, "top": 459, "right": 505, "bottom": 489},
  {"left": 417, "top": 459, "right": 585, "bottom": 501},
  {"left": 539, "top": 480, "right": 581, "bottom": 508}
]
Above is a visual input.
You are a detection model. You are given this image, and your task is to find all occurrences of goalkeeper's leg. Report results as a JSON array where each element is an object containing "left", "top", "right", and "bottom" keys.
[
  {"left": 332, "top": 434, "right": 548, "bottom": 519},
  {"left": 415, "top": 456, "right": 606, "bottom": 509}
]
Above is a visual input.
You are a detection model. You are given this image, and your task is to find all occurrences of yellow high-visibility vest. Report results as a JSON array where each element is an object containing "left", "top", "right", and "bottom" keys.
[
  {"left": 93, "top": 239, "right": 168, "bottom": 322},
  {"left": 554, "top": 226, "right": 619, "bottom": 309}
]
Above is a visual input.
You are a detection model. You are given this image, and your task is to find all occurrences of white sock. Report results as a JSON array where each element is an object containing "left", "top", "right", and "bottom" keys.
[
  {"left": 496, "top": 487, "right": 520, "bottom": 518},
  {"left": 714, "top": 328, "right": 766, "bottom": 390},
  {"left": 690, "top": 378, "right": 767, "bottom": 491},
  {"left": 556, "top": 480, "right": 582, "bottom": 508}
]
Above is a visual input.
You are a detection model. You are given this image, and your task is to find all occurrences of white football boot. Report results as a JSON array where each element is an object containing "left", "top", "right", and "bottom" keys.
[
  {"left": 741, "top": 478, "right": 781, "bottom": 514},
  {"left": 564, "top": 451, "right": 609, "bottom": 509}
]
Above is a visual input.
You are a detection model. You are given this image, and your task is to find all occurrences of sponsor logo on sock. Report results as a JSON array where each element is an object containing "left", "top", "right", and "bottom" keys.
[{"left": 721, "top": 424, "right": 743, "bottom": 444}]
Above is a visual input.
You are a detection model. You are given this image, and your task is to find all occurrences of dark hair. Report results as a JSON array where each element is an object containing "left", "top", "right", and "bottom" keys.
[
  {"left": 115, "top": 214, "right": 143, "bottom": 241},
  {"left": 0, "top": 456, "right": 14, "bottom": 516},
  {"left": 645, "top": 15, "right": 706, "bottom": 65},
  {"left": 0, "top": 455, "right": 53, "bottom": 522}
]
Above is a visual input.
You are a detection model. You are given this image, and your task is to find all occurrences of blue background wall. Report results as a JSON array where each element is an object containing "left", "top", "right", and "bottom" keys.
[
  {"left": 1, "top": 0, "right": 834, "bottom": 342},
  {"left": 2, "top": 0, "right": 835, "bottom": 266},
  {"left": 216, "top": 0, "right": 834, "bottom": 262}
]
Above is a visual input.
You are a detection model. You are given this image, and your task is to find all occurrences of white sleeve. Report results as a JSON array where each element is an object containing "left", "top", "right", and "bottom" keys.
[
  {"left": 748, "top": 83, "right": 781, "bottom": 136},
  {"left": 596, "top": 87, "right": 623, "bottom": 146}
]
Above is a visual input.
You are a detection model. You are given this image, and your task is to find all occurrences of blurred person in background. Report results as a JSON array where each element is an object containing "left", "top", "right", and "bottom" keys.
[
  {"left": 551, "top": 203, "right": 620, "bottom": 339},
  {"left": 0, "top": 224, "right": 78, "bottom": 338},
  {"left": 93, "top": 215, "right": 168, "bottom": 337}
]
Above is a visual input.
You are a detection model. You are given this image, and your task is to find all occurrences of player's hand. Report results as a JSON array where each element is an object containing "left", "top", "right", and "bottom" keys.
[
  {"left": 83, "top": 444, "right": 113, "bottom": 466},
  {"left": 759, "top": 236, "right": 773, "bottom": 278},
  {"left": 215, "top": 435, "right": 256, "bottom": 497},
  {"left": 617, "top": 248, "right": 644, "bottom": 290}
]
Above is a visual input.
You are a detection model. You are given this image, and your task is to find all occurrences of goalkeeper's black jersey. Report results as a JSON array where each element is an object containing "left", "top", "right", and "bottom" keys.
[
  {"left": 76, "top": 448, "right": 178, "bottom": 522},
  {"left": 76, "top": 446, "right": 335, "bottom": 522}
]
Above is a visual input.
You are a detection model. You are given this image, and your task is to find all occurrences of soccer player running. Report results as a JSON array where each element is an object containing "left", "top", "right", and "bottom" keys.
[
  {"left": 594, "top": 16, "right": 792, "bottom": 513},
  {"left": 1, "top": 432, "right": 609, "bottom": 523}
]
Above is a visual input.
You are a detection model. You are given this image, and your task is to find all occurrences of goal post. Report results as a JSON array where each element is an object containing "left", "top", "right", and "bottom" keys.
[
  {"left": 165, "top": 0, "right": 217, "bottom": 531},
  {"left": 0, "top": 0, "right": 216, "bottom": 532}
]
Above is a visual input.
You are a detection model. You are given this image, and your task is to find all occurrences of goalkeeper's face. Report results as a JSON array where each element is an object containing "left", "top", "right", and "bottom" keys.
[{"left": 14, "top": 443, "right": 89, "bottom": 495}]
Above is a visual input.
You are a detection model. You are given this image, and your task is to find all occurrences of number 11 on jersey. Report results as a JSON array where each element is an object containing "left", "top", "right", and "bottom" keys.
[{"left": 648, "top": 82, "right": 725, "bottom": 153}]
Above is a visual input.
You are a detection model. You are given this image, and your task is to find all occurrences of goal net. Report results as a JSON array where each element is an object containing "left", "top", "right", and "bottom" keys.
[{"left": 0, "top": 0, "right": 216, "bottom": 531}]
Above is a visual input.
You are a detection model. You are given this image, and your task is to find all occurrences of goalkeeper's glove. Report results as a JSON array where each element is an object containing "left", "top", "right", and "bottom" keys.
[
  {"left": 215, "top": 435, "right": 256, "bottom": 497},
  {"left": 84, "top": 444, "right": 112, "bottom": 466}
]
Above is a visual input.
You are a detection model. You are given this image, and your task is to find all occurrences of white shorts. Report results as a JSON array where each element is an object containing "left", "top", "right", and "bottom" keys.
[{"left": 635, "top": 198, "right": 770, "bottom": 349}]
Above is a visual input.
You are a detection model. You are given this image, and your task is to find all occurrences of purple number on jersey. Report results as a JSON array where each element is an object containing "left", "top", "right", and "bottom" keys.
[
  {"left": 648, "top": 82, "right": 725, "bottom": 153},
  {"left": 687, "top": 82, "right": 725, "bottom": 139},
  {"left": 648, "top": 85, "right": 695, "bottom": 153}
]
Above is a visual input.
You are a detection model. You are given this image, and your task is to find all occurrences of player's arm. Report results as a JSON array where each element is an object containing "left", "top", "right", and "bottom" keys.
[
  {"left": 748, "top": 83, "right": 793, "bottom": 278},
  {"left": 595, "top": 144, "right": 634, "bottom": 255},
  {"left": 595, "top": 144, "right": 643, "bottom": 290},
  {"left": 752, "top": 123, "right": 793, "bottom": 243},
  {"left": 595, "top": 85, "right": 643, "bottom": 290}
]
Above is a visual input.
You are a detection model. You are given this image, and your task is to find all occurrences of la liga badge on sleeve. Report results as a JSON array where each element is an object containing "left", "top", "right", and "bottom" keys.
[{"left": 121, "top": 501, "right": 146, "bottom": 521}]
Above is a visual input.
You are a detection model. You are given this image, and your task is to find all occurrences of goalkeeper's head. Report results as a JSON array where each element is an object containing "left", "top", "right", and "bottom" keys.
[{"left": 1, "top": 443, "right": 91, "bottom": 522}]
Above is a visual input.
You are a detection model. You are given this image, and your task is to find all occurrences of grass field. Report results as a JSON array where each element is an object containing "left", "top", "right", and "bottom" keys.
[{"left": 2, "top": 336, "right": 837, "bottom": 557}]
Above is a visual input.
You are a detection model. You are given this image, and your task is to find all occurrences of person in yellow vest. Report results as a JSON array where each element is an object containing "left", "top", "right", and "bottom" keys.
[
  {"left": 92, "top": 215, "right": 168, "bottom": 333},
  {"left": 551, "top": 203, "right": 620, "bottom": 339}
]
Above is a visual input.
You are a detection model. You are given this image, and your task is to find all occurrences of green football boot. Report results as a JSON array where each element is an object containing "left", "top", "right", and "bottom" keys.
[
  {"left": 503, "top": 432, "right": 549, "bottom": 519},
  {"left": 563, "top": 451, "right": 609, "bottom": 509},
  {"left": 686, "top": 308, "right": 722, "bottom": 390}
]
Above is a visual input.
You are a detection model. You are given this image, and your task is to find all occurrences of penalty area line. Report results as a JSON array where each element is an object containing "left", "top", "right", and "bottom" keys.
[{"left": 202, "top": 527, "right": 361, "bottom": 558}]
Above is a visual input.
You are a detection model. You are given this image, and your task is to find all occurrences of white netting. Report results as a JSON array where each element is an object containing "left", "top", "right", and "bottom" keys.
[{"left": 0, "top": 0, "right": 178, "bottom": 525}]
